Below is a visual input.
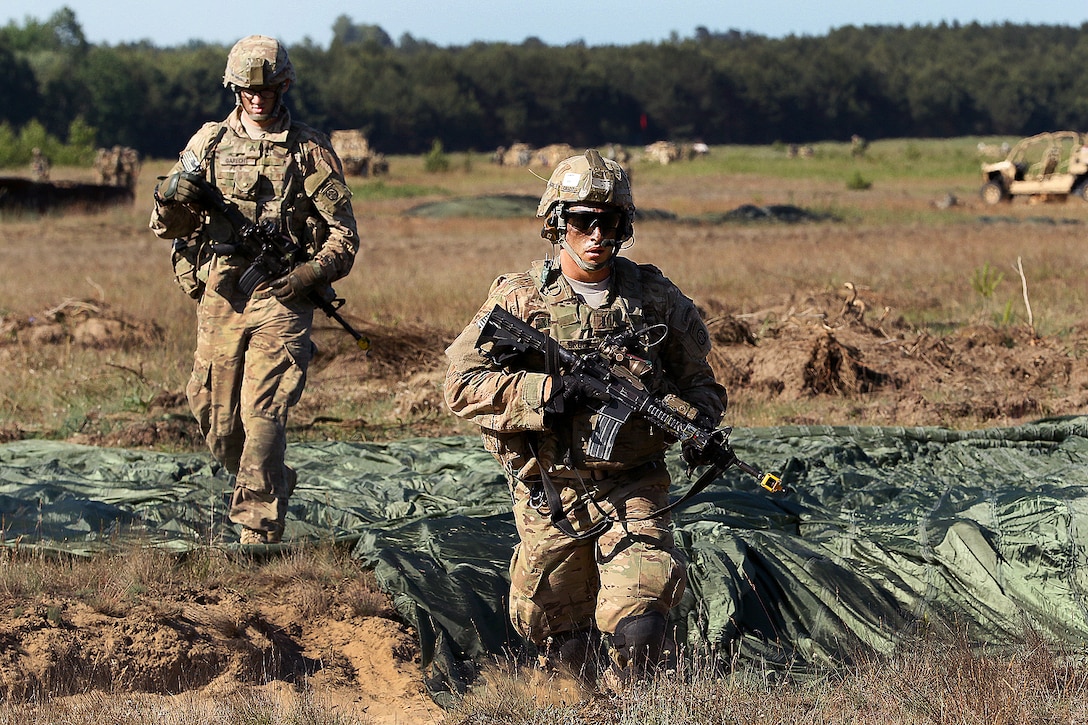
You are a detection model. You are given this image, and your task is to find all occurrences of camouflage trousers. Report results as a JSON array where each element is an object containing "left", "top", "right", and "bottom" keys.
[
  {"left": 508, "top": 462, "right": 687, "bottom": 644},
  {"left": 186, "top": 286, "right": 313, "bottom": 537}
]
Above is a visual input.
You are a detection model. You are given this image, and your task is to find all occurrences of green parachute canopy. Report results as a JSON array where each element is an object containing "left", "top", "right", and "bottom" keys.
[{"left": 3, "top": 418, "right": 1087, "bottom": 703}]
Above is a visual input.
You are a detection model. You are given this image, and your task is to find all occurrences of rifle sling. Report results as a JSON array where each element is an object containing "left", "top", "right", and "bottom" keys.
[
  {"left": 534, "top": 467, "right": 611, "bottom": 540},
  {"left": 536, "top": 457, "right": 734, "bottom": 539},
  {"left": 647, "top": 464, "right": 724, "bottom": 518}
]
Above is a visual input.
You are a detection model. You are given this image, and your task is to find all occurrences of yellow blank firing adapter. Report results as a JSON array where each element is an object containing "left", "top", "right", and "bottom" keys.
[{"left": 760, "top": 473, "right": 784, "bottom": 493}]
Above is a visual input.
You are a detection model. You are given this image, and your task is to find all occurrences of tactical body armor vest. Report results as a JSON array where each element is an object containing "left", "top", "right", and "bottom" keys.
[
  {"left": 526, "top": 258, "right": 675, "bottom": 471},
  {"left": 202, "top": 123, "right": 331, "bottom": 259}
]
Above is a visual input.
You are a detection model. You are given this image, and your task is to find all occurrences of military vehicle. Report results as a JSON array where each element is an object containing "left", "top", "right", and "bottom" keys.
[
  {"left": 979, "top": 131, "right": 1088, "bottom": 204},
  {"left": 330, "top": 130, "right": 387, "bottom": 177}
]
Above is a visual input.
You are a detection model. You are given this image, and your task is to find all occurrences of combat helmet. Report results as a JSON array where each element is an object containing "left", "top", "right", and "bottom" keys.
[
  {"left": 223, "top": 35, "right": 295, "bottom": 90},
  {"left": 538, "top": 149, "right": 635, "bottom": 244}
]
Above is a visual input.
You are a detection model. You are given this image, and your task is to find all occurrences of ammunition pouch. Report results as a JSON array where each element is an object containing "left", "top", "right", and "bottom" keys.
[{"left": 171, "top": 238, "right": 210, "bottom": 300}]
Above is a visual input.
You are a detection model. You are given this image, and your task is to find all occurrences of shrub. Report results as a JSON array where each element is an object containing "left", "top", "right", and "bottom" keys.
[
  {"left": 846, "top": 170, "right": 872, "bottom": 190},
  {"left": 423, "top": 139, "right": 451, "bottom": 173}
]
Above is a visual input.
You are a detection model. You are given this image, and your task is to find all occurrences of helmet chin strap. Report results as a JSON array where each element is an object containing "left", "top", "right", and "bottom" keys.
[{"left": 558, "top": 233, "right": 617, "bottom": 273}]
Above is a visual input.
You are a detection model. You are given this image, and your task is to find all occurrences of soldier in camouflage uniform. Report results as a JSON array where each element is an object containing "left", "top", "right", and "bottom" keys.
[
  {"left": 149, "top": 35, "right": 359, "bottom": 545},
  {"left": 30, "top": 147, "right": 50, "bottom": 181},
  {"left": 444, "top": 150, "right": 727, "bottom": 685}
]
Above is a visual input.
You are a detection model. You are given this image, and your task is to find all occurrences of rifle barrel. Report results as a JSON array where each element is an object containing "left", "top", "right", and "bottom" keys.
[{"left": 315, "top": 296, "right": 370, "bottom": 352}]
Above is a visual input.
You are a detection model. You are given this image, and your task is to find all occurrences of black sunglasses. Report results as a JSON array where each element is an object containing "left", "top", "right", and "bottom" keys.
[
  {"left": 240, "top": 85, "right": 283, "bottom": 99},
  {"left": 566, "top": 211, "right": 623, "bottom": 234}
]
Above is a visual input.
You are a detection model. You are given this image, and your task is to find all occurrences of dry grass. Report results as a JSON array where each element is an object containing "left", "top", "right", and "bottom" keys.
[
  {"left": 3, "top": 137, "right": 1088, "bottom": 719},
  {"left": 4, "top": 138, "right": 1088, "bottom": 440},
  {"left": 0, "top": 541, "right": 393, "bottom": 709},
  {"left": 0, "top": 688, "right": 370, "bottom": 724},
  {"left": 0, "top": 540, "right": 387, "bottom": 620},
  {"left": 448, "top": 628, "right": 1088, "bottom": 724}
]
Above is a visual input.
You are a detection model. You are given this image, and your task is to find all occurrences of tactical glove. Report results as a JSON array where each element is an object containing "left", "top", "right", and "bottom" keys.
[
  {"left": 681, "top": 439, "right": 712, "bottom": 470},
  {"left": 542, "top": 373, "right": 605, "bottom": 416},
  {"left": 155, "top": 171, "right": 206, "bottom": 206},
  {"left": 270, "top": 261, "right": 323, "bottom": 303},
  {"left": 681, "top": 419, "right": 725, "bottom": 472}
]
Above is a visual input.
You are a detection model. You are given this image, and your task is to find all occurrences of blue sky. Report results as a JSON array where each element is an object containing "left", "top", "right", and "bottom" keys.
[{"left": 3, "top": 0, "right": 1087, "bottom": 48}]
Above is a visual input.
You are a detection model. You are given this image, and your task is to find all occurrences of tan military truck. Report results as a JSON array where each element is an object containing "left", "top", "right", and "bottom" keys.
[
  {"left": 330, "top": 130, "right": 388, "bottom": 177},
  {"left": 979, "top": 131, "right": 1088, "bottom": 204}
]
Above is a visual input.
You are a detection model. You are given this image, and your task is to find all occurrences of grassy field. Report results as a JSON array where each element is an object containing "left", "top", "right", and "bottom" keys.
[
  {"left": 2, "top": 136, "right": 1087, "bottom": 441},
  {"left": 3, "top": 137, "right": 1088, "bottom": 721}
]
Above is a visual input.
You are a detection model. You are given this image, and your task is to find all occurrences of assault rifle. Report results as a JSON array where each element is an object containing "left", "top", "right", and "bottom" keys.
[
  {"left": 178, "top": 149, "right": 370, "bottom": 353},
  {"left": 474, "top": 305, "right": 783, "bottom": 512}
]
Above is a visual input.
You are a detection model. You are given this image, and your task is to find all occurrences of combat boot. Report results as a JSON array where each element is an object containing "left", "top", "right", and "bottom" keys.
[
  {"left": 238, "top": 526, "right": 282, "bottom": 545},
  {"left": 540, "top": 628, "right": 600, "bottom": 684}
]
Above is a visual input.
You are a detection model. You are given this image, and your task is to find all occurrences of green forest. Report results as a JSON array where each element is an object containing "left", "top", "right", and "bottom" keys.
[{"left": 3, "top": 8, "right": 1088, "bottom": 162}]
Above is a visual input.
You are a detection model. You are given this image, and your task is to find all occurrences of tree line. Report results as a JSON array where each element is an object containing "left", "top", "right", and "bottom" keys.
[{"left": 2, "top": 9, "right": 1088, "bottom": 163}]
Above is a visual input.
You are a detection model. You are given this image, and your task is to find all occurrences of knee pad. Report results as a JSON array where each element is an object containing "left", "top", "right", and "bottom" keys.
[{"left": 609, "top": 611, "right": 667, "bottom": 675}]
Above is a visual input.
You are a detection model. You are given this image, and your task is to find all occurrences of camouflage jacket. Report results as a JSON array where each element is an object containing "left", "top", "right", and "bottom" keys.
[
  {"left": 149, "top": 107, "right": 358, "bottom": 297},
  {"left": 444, "top": 257, "right": 728, "bottom": 481}
]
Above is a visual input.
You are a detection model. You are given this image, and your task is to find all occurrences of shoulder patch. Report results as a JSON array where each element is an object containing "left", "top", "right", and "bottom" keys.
[
  {"left": 289, "top": 121, "right": 332, "bottom": 147},
  {"left": 636, "top": 262, "right": 665, "bottom": 278},
  {"left": 489, "top": 272, "right": 535, "bottom": 297}
]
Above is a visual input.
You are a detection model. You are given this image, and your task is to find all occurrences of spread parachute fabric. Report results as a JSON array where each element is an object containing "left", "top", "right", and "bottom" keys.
[{"left": 2, "top": 417, "right": 1087, "bottom": 702}]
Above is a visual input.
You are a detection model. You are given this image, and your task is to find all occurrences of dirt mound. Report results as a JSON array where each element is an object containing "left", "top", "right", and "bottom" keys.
[
  {"left": 0, "top": 551, "right": 444, "bottom": 724},
  {"left": 290, "top": 283, "right": 1088, "bottom": 439},
  {"left": 18, "top": 284, "right": 1083, "bottom": 448},
  {"left": 1, "top": 298, "right": 163, "bottom": 349},
  {"left": 290, "top": 318, "right": 455, "bottom": 439},
  {"left": 707, "top": 284, "right": 1088, "bottom": 427},
  {"left": 708, "top": 203, "right": 834, "bottom": 223},
  {"left": 69, "top": 415, "right": 204, "bottom": 449}
]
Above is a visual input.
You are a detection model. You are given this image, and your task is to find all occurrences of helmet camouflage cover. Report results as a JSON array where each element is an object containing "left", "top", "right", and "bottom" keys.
[
  {"left": 537, "top": 149, "right": 635, "bottom": 218},
  {"left": 223, "top": 35, "right": 295, "bottom": 89},
  {"left": 538, "top": 149, "right": 635, "bottom": 243}
]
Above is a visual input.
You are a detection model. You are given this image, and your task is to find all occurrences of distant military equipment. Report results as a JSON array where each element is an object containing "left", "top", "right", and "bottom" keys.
[
  {"left": 329, "top": 130, "right": 388, "bottom": 177},
  {"left": 0, "top": 177, "right": 133, "bottom": 213},
  {"left": 492, "top": 142, "right": 534, "bottom": 167},
  {"left": 533, "top": 143, "right": 575, "bottom": 167},
  {"left": 979, "top": 131, "right": 1088, "bottom": 204},
  {"left": 643, "top": 141, "right": 682, "bottom": 165},
  {"left": 93, "top": 146, "right": 141, "bottom": 190}
]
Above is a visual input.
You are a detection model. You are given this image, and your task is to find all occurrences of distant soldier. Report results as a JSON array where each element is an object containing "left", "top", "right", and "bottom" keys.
[
  {"left": 119, "top": 147, "right": 141, "bottom": 190},
  {"left": 851, "top": 134, "right": 868, "bottom": 158},
  {"left": 109, "top": 145, "right": 124, "bottom": 185},
  {"left": 604, "top": 143, "right": 630, "bottom": 164},
  {"left": 507, "top": 142, "right": 532, "bottom": 166},
  {"left": 30, "top": 148, "right": 50, "bottom": 181},
  {"left": 94, "top": 147, "right": 113, "bottom": 185},
  {"left": 369, "top": 152, "right": 389, "bottom": 176},
  {"left": 148, "top": 35, "right": 359, "bottom": 545}
]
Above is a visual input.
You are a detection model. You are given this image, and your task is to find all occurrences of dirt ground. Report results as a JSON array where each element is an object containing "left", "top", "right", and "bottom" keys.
[{"left": 0, "top": 551, "right": 447, "bottom": 724}]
